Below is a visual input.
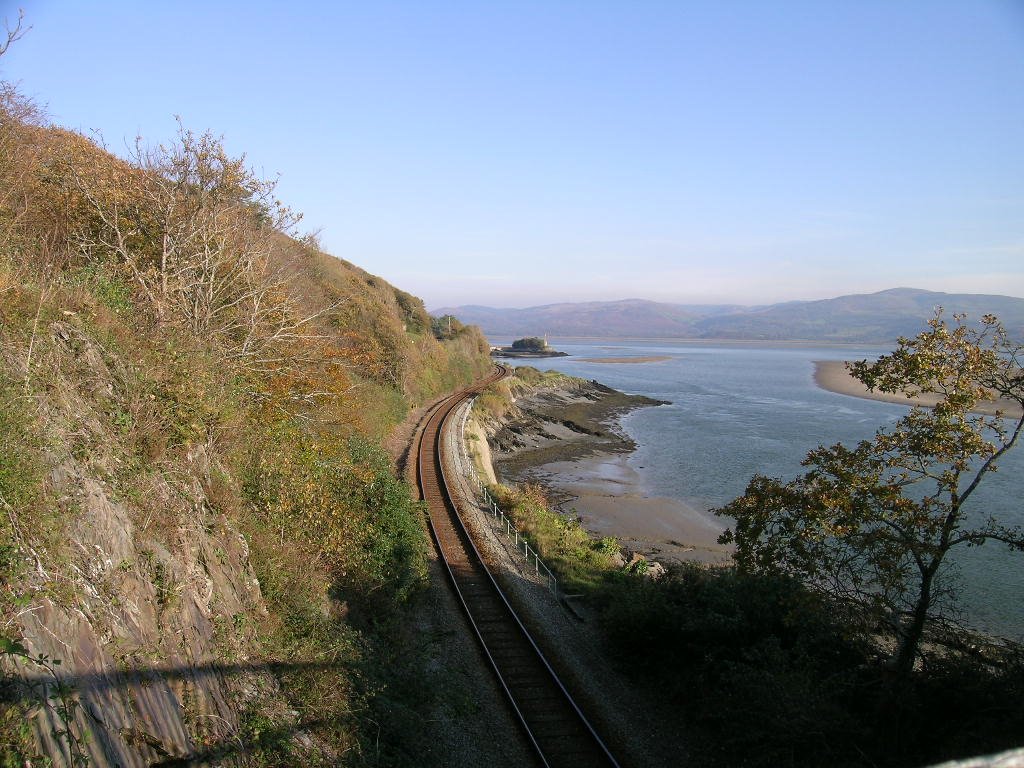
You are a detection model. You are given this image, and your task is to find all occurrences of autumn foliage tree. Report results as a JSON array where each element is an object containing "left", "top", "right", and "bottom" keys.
[{"left": 716, "top": 312, "right": 1024, "bottom": 676}]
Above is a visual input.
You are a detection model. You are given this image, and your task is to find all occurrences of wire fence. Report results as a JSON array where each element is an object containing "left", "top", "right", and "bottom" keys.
[
  {"left": 474, "top": 477, "right": 560, "bottom": 598},
  {"left": 459, "top": 399, "right": 561, "bottom": 599}
]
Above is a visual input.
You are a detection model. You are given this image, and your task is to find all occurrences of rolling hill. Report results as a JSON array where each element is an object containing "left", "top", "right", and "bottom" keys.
[{"left": 435, "top": 289, "right": 1024, "bottom": 343}]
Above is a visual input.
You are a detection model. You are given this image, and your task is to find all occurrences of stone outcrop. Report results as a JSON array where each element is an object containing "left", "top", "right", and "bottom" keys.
[{"left": 4, "top": 319, "right": 273, "bottom": 766}]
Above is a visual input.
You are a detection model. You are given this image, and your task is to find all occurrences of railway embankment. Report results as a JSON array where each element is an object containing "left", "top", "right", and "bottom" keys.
[
  {"left": 451, "top": 370, "right": 688, "bottom": 767},
  {"left": 446, "top": 397, "right": 692, "bottom": 768}
]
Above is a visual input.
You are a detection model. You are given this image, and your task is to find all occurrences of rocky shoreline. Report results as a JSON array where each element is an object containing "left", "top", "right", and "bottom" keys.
[
  {"left": 489, "top": 379, "right": 666, "bottom": 482},
  {"left": 477, "top": 371, "right": 732, "bottom": 567},
  {"left": 490, "top": 349, "right": 569, "bottom": 359}
]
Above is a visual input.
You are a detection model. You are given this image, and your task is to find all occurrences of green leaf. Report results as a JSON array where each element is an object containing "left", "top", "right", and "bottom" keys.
[{"left": 0, "top": 635, "right": 28, "bottom": 656}]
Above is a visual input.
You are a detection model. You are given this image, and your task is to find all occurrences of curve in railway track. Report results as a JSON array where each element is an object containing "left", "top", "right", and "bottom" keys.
[{"left": 415, "top": 366, "right": 621, "bottom": 768}]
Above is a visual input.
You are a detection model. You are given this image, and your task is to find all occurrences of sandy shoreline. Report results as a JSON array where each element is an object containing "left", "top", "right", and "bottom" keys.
[
  {"left": 814, "top": 360, "right": 1023, "bottom": 418},
  {"left": 488, "top": 377, "right": 733, "bottom": 566},
  {"left": 517, "top": 453, "right": 732, "bottom": 565}
]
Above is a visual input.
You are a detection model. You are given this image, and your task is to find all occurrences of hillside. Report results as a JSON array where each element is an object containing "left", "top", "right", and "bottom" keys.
[
  {"left": 436, "top": 288, "right": 1024, "bottom": 343},
  {"left": 0, "top": 82, "right": 493, "bottom": 764},
  {"left": 695, "top": 288, "right": 1024, "bottom": 342},
  {"left": 436, "top": 299, "right": 704, "bottom": 338}
]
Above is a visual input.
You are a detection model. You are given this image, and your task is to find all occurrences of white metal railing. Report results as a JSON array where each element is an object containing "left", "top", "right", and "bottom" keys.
[
  {"left": 459, "top": 400, "right": 561, "bottom": 599},
  {"left": 475, "top": 479, "right": 560, "bottom": 598}
]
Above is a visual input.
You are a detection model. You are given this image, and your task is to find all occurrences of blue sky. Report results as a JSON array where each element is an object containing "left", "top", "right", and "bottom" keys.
[{"left": 2, "top": 1, "right": 1023, "bottom": 308}]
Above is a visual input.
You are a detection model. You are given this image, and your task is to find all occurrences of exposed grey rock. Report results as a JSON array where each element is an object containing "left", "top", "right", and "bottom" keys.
[
  {"left": 928, "top": 748, "right": 1024, "bottom": 768},
  {"left": 7, "top": 321, "right": 272, "bottom": 766}
]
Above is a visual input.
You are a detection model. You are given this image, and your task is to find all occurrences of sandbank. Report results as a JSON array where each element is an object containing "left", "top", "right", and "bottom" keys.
[
  {"left": 577, "top": 356, "right": 672, "bottom": 364},
  {"left": 511, "top": 453, "right": 733, "bottom": 566},
  {"left": 814, "top": 361, "right": 1023, "bottom": 419}
]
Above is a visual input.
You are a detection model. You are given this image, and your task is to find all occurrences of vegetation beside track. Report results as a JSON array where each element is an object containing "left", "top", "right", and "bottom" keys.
[
  {"left": 474, "top": 370, "right": 1024, "bottom": 768},
  {"left": 0, "top": 71, "right": 492, "bottom": 765}
]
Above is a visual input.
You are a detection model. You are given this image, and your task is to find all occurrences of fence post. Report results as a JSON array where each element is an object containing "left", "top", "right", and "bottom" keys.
[{"left": 459, "top": 401, "right": 566, "bottom": 609}]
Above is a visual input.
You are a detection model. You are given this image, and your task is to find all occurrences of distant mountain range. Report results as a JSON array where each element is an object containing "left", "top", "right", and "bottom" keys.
[{"left": 433, "top": 288, "right": 1024, "bottom": 343}]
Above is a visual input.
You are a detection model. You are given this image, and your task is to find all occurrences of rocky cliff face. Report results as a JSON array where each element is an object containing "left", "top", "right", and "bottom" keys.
[
  {"left": 1, "top": 293, "right": 488, "bottom": 765},
  {"left": 0, "top": 83, "right": 492, "bottom": 766},
  {"left": 5, "top": 316, "right": 276, "bottom": 765}
]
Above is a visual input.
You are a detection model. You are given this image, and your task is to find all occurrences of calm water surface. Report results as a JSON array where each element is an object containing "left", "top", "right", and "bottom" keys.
[{"left": 495, "top": 339, "right": 1024, "bottom": 639}]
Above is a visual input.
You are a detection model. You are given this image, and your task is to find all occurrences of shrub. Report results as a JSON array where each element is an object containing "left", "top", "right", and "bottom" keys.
[
  {"left": 510, "top": 337, "right": 546, "bottom": 351},
  {"left": 489, "top": 483, "right": 620, "bottom": 590},
  {"left": 243, "top": 427, "right": 427, "bottom": 616}
]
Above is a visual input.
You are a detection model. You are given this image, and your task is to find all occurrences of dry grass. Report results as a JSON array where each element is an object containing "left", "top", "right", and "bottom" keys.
[{"left": 0, "top": 75, "right": 495, "bottom": 765}]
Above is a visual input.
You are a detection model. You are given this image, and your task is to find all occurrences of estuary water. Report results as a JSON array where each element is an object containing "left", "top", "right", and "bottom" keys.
[{"left": 494, "top": 339, "right": 1024, "bottom": 640}]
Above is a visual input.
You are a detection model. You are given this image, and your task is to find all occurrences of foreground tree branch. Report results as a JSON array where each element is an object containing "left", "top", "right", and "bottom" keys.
[
  {"left": 0, "top": 9, "right": 28, "bottom": 58},
  {"left": 716, "top": 311, "right": 1024, "bottom": 676}
]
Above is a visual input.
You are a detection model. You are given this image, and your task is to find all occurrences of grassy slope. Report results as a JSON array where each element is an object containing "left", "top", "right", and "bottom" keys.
[{"left": 0, "top": 86, "right": 491, "bottom": 765}]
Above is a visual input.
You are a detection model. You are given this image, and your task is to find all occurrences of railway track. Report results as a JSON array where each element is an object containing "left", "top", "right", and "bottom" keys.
[{"left": 415, "top": 367, "right": 621, "bottom": 768}]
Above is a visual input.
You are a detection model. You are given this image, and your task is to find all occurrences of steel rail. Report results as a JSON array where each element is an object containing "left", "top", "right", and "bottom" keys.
[{"left": 415, "top": 366, "right": 621, "bottom": 768}]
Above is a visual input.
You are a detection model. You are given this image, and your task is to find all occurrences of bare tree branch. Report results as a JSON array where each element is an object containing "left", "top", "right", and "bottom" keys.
[{"left": 0, "top": 9, "right": 28, "bottom": 58}]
